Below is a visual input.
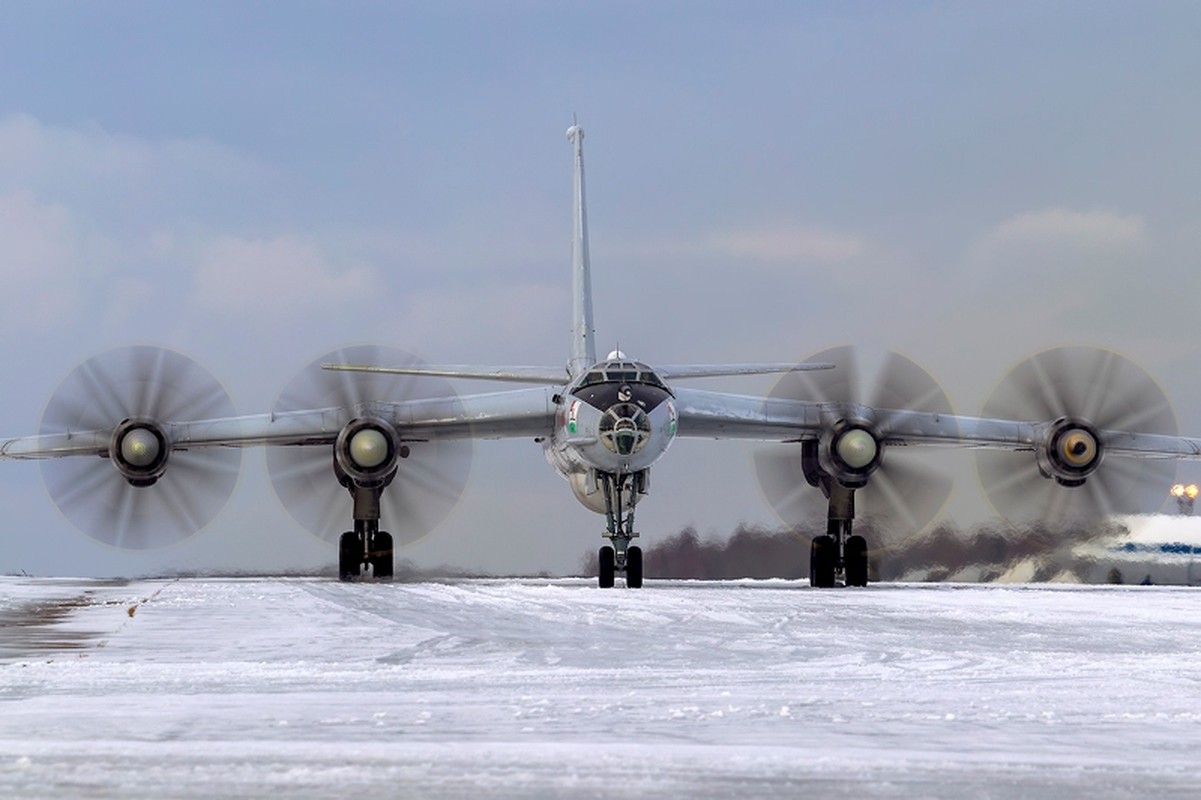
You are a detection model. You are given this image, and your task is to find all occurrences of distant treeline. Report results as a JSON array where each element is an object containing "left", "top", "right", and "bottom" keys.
[
  {"left": 127, "top": 519, "right": 1131, "bottom": 583},
  {"left": 580, "top": 520, "right": 1131, "bottom": 583},
  {"left": 579, "top": 526, "right": 809, "bottom": 581}
]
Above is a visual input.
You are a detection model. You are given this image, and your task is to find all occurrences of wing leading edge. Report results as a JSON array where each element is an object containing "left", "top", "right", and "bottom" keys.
[
  {"left": 0, "top": 387, "right": 557, "bottom": 460},
  {"left": 672, "top": 387, "right": 1201, "bottom": 460},
  {"left": 319, "top": 361, "right": 836, "bottom": 385}
]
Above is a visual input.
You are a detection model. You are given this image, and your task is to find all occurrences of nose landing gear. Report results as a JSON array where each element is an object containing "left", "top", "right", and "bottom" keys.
[
  {"left": 597, "top": 471, "right": 646, "bottom": 588},
  {"left": 598, "top": 540, "right": 643, "bottom": 589}
]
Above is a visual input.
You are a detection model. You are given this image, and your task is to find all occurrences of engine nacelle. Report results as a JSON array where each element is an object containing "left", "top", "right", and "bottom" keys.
[
  {"left": 817, "top": 421, "right": 884, "bottom": 490},
  {"left": 110, "top": 418, "right": 170, "bottom": 487},
  {"left": 334, "top": 417, "right": 403, "bottom": 489},
  {"left": 1036, "top": 418, "right": 1103, "bottom": 487}
]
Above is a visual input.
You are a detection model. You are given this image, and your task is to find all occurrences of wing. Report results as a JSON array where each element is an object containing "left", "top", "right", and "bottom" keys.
[
  {"left": 319, "top": 361, "right": 836, "bottom": 384},
  {"left": 0, "top": 387, "right": 556, "bottom": 458},
  {"left": 0, "top": 345, "right": 556, "bottom": 551},
  {"left": 675, "top": 386, "right": 1201, "bottom": 457},
  {"left": 674, "top": 386, "right": 1006, "bottom": 446},
  {"left": 676, "top": 345, "right": 1201, "bottom": 529},
  {"left": 655, "top": 362, "right": 834, "bottom": 380},
  {"left": 0, "top": 387, "right": 555, "bottom": 551},
  {"left": 322, "top": 363, "right": 570, "bottom": 385}
]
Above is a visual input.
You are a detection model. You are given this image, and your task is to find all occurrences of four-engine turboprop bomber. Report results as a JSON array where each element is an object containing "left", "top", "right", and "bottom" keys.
[{"left": 4, "top": 123, "right": 1201, "bottom": 588}]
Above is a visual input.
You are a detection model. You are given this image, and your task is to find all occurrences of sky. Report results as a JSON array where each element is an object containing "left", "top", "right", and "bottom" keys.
[{"left": 3, "top": 1, "right": 1201, "bottom": 577}]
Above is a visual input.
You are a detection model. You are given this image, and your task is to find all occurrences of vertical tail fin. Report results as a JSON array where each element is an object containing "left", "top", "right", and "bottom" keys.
[{"left": 567, "top": 122, "right": 597, "bottom": 378}]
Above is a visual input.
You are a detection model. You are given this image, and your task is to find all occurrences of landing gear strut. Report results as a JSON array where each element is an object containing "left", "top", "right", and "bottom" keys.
[
  {"left": 597, "top": 471, "right": 645, "bottom": 588},
  {"left": 338, "top": 481, "right": 395, "bottom": 581},
  {"left": 809, "top": 483, "right": 869, "bottom": 588},
  {"left": 803, "top": 441, "right": 870, "bottom": 588}
]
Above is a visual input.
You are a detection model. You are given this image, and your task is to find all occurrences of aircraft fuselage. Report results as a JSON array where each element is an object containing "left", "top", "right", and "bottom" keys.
[{"left": 544, "top": 356, "right": 677, "bottom": 512}]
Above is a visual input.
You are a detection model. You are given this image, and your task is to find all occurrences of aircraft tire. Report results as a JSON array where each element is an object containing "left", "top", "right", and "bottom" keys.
[
  {"left": 845, "top": 535, "right": 868, "bottom": 587},
  {"left": 810, "top": 535, "right": 837, "bottom": 588},
  {"left": 339, "top": 531, "right": 362, "bottom": 581},
  {"left": 626, "top": 545, "right": 644, "bottom": 589},
  {"left": 370, "top": 531, "right": 394, "bottom": 580},
  {"left": 599, "top": 546, "right": 616, "bottom": 589}
]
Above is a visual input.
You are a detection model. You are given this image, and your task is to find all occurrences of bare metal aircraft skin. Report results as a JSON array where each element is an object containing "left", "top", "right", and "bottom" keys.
[{"left": 3, "top": 123, "right": 1200, "bottom": 587}]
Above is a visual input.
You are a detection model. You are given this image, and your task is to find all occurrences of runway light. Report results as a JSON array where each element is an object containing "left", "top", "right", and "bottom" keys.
[{"left": 1173, "top": 483, "right": 1199, "bottom": 515}]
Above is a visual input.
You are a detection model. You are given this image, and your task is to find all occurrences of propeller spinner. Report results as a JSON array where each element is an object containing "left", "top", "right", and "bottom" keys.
[
  {"left": 39, "top": 346, "right": 241, "bottom": 549},
  {"left": 754, "top": 346, "right": 955, "bottom": 553},
  {"left": 266, "top": 345, "right": 473, "bottom": 548},
  {"left": 976, "top": 346, "right": 1176, "bottom": 525}
]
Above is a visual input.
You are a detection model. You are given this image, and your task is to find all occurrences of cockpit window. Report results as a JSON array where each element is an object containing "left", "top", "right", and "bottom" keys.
[
  {"left": 578, "top": 360, "right": 669, "bottom": 392},
  {"left": 638, "top": 368, "right": 668, "bottom": 391},
  {"left": 579, "top": 370, "right": 608, "bottom": 389}
]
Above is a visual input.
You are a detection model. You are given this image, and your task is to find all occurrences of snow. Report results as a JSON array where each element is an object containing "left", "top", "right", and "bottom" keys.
[{"left": 3, "top": 577, "right": 1201, "bottom": 797}]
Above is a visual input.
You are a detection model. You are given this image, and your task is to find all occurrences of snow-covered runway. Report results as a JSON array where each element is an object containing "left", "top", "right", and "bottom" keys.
[{"left": 3, "top": 577, "right": 1201, "bottom": 798}]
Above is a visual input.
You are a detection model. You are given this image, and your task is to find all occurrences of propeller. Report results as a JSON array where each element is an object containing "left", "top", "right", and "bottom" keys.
[
  {"left": 39, "top": 346, "right": 241, "bottom": 549},
  {"left": 754, "top": 346, "right": 955, "bottom": 553},
  {"left": 976, "top": 346, "right": 1176, "bottom": 525},
  {"left": 267, "top": 345, "right": 473, "bottom": 547}
]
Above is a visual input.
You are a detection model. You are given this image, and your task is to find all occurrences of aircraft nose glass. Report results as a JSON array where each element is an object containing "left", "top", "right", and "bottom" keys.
[{"left": 600, "top": 403, "right": 651, "bottom": 456}]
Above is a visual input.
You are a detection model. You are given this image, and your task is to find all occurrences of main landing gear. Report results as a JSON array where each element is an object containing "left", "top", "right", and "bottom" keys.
[
  {"left": 597, "top": 471, "right": 646, "bottom": 589},
  {"left": 797, "top": 434, "right": 872, "bottom": 589},
  {"left": 809, "top": 481, "right": 869, "bottom": 588},
  {"left": 338, "top": 480, "right": 395, "bottom": 581}
]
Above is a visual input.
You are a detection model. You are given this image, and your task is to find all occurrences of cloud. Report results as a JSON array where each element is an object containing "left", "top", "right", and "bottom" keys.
[
  {"left": 950, "top": 207, "right": 1156, "bottom": 350},
  {"left": 617, "top": 224, "right": 866, "bottom": 266},
  {"left": 99, "top": 277, "right": 155, "bottom": 330},
  {"left": 0, "top": 114, "right": 268, "bottom": 215},
  {"left": 0, "top": 192, "right": 82, "bottom": 330},
  {"left": 0, "top": 114, "right": 301, "bottom": 336},
  {"left": 192, "top": 235, "right": 379, "bottom": 318},
  {"left": 967, "top": 207, "right": 1150, "bottom": 292},
  {"left": 982, "top": 208, "right": 1147, "bottom": 252},
  {"left": 708, "top": 226, "right": 866, "bottom": 263},
  {"left": 395, "top": 283, "right": 569, "bottom": 362},
  {"left": 0, "top": 113, "right": 159, "bottom": 187}
]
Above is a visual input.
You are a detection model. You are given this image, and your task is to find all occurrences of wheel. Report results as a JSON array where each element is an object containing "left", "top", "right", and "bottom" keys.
[
  {"left": 811, "top": 535, "right": 837, "bottom": 587},
  {"left": 598, "top": 545, "right": 616, "bottom": 588},
  {"left": 339, "top": 531, "right": 362, "bottom": 581},
  {"left": 845, "top": 534, "right": 868, "bottom": 587},
  {"left": 369, "top": 531, "right": 394, "bottom": 580},
  {"left": 626, "top": 545, "right": 644, "bottom": 589},
  {"left": 810, "top": 535, "right": 836, "bottom": 588}
]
